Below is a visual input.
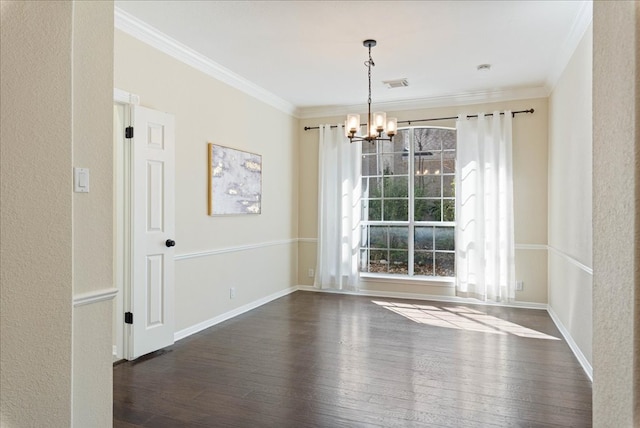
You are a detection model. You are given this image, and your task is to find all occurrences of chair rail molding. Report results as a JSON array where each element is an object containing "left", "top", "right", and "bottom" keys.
[
  {"left": 547, "top": 245, "right": 593, "bottom": 275},
  {"left": 175, "top": 238, "right": 298, "bottom": 261},
  {"left": 73, "top": 288, "right": 119, "bottom": 307}
]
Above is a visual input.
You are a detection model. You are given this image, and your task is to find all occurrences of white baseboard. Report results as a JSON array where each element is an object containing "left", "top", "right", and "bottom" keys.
[
  {"left": 296, "top": 285, "right": 547, "bottom": 310},
  {"left": 547, "top": 305, "right": 593, "bottom": 382},
  {"left": 173, "top": 286, "right": 298, "bottom": 342}
]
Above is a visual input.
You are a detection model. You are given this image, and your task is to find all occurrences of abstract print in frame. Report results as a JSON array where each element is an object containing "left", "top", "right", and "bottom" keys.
[{"left": 208, "top": 143, "right": 262, "bottom": 215}]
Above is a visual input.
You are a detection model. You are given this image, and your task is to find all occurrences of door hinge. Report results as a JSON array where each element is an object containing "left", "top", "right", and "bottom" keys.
[
  {"left": 124, "top": 312, "right": 133, "bottom": 324},
  {"left": 125, "top": 126, "right": 134, "bottom": 139}
]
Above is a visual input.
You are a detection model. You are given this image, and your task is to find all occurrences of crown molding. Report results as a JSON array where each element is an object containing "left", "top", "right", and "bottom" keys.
[
  {"left": 545, "top": 0, "right": 593, "bottom": 92},
  {"left": 297, "top": 86, "right": 549, "bottom": 119},
  {"left": 114, "top": 7, "right": 299, "bottom": 117}
]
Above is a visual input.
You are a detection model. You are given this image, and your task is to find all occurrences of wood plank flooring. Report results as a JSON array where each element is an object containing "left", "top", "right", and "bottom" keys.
[{"left": 114, "top": 291, "right": 592, "bottom": 427}]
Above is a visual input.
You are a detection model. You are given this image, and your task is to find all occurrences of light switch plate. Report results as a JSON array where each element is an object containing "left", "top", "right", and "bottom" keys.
[{"left": 74, "top": 167, "right": 89, "bottom": 193}]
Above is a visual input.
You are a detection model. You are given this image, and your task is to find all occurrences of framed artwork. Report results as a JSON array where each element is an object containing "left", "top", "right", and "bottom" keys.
[{"left": 208, "top": 143, "right": 262, "bottom": 215}]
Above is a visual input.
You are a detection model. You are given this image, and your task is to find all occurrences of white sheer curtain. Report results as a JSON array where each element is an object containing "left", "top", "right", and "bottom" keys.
[
  {"left": 314, "top": 124, "right": 362, "bottom": 291},
  {"left": 455, "top": 111, "right": 515, "bottom": 301}
]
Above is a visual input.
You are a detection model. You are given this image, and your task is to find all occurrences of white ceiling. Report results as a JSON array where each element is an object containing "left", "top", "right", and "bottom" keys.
[{"left": 115, "top": 1, "right": 592, "bottom": 117}]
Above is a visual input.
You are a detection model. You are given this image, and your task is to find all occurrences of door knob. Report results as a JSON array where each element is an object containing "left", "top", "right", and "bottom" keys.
[{"left": 165, "top": 239, "right": 176, "bottom": 247}]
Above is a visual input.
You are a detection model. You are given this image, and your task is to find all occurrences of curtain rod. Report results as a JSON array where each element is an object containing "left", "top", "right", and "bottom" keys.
[{"left": 303, "top": 108, "right": 534, "bottom": 131}]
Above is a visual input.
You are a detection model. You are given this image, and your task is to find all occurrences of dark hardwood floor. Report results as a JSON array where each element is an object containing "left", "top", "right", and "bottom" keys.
[{"left": 114, "top": 291, "right": 592, "bottom": 427}]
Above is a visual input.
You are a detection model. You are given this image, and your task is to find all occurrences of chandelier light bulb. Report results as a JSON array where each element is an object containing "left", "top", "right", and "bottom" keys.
[
  {"left": 347, "top": 114, "right": 360, "bottom": 134},
  {"left": 386, "top": 118, "right": 397, "bottom": 136},
  {"left": 373, "top": 112, "right": 386, "bottom": 132}
]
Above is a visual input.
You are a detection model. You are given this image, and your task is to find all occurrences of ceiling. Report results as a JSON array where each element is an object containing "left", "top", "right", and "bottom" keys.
[{"left": 115, "top": 1, "right": 592, "bottom": 117}]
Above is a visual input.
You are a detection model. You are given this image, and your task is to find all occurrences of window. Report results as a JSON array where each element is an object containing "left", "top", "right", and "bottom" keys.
[{"left": 360, "top": 127, "right": 456, "bottom": 278}]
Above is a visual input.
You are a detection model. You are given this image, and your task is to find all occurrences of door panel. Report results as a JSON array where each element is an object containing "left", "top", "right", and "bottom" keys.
[{"left": 129, "top": 105, "right": 175, "bottom": 360}]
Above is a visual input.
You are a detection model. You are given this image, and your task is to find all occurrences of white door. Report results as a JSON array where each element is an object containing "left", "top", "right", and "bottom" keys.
[{"left": 127, "top": 105, "right": 176, "bottom": 360}]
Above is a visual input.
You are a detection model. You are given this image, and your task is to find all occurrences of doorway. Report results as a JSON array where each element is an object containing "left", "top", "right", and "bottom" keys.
[{"left": 113, "top": 92, "right": 176, "bottom": 361}]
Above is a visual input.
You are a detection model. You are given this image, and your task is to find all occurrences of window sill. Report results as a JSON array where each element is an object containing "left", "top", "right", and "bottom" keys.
[{"left": 359, "top": 273, "right": 455, "bottom": 287}]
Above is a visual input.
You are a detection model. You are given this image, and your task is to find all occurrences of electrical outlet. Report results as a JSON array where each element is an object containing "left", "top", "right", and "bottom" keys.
[
  {"left": 516, "top": 281, "right": 524, "bottom": 291},
  {"left": 230, "top": 287, "right": 236, "bottom": 299},
  {"left": 308, "top": 268, "right": 314, "bottom": 278}
]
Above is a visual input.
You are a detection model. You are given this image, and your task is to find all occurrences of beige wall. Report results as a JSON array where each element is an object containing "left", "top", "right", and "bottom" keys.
[
  {"left": 71, "top": 2, "right": 115, "bottom": 427},
  {"left": 1, "top": 1, "right": 114, "bottom": 426},
  {"left": 592, "top": 1, "right": 639, "bottom": 426},
  {"left": 114, "top": 30, "right": 299, "bottom": 332},
  {"left": 298, "top": 98, "right": 549, "bottom": 304},
  {"left": 1, "top": 2, "right": 73, "bottom": 425},
  {"left": 548, "top": 23, "right": 593, "bottom": 368}
]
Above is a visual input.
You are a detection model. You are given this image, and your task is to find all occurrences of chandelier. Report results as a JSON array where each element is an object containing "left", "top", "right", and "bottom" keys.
[{"left": 346, "top": 39, "right": 397, "bottom": 143}]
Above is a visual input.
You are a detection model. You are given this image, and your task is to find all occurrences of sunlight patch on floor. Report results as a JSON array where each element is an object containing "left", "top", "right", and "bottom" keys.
[{"left": 372, "top": 300, "right": 560, "bottom": 340}]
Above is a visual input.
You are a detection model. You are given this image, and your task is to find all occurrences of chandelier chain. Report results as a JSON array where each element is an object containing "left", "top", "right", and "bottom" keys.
[{"left": 366, "top": 45, "right": 373, "bottom": 107}]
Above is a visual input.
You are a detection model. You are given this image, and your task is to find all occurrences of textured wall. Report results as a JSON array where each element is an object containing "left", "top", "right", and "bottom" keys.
[
  {"left": 71, "top": 1, "right": 115, "bottom": 427},
  {"left": 548, "top": 23, "right": 593, "bottom": 367},
  {"left": 298, "top": 98, "right": 549, "bottom": 304},
  {"left": 0, "top": 2, "right": 74, "bottom": 426},
  {"left": 1, "top": 2, "right": 115, "bottom": 426},
  {"left": 592, "top": 1, "right": 639, "bottom": 426},
  {"left": 72, "top": 0, "right": 114, "bottom": 296},
  {"left": 73, "top": 302, "right": 114, "bottom": 426},
  {"left": 114, "top": 30, "right": 299, "bottom": 334}
]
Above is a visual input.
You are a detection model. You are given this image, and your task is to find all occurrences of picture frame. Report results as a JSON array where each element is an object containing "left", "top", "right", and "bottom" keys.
[{"left": 207, "top": 143, "right": 262, "bottom": 216}]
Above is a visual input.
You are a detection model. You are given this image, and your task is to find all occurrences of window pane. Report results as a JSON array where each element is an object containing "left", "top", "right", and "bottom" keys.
[
  {"left": 383, "top": 199, "right": 408, "bottom": 221},
  {"left": 366, "top": 199, "right": 381, "bottom": 221},
  {"left": 414, "top": 156, "right": 441, "bottom": 176},
  {"left": 414, "top": 128, "right": 442, "bottom": 151},
  {"left": 380, "top": 153, "right": 408, "bottom": 175},
  {"left": 442, "top": 130, "right": 456, "bottom": 150},
  {"left": 435, "top": 252, "right": 455, "bottom": 277},
  {"left": 379, "top": 140, "right": 397, "bottom": 154},
  {"left": 370, "top": 226, "right": 388, "bottom": 248},
  {"left": 443, "top": 175, "right": 455, "bottom": 197},
  {"left": 380, "top": 153, "right": 395, "bottom": 175},
  {"left": 415, "top": 199, "right": 441, "bottom": 221},
  {"left": 414, "top": 251, "right": 434, "bottom": 276},
  {"left": 414, "top": 226, "right": 434, "bottom": 250},
  {"left": 384, "top": 176, "right": 408, "bottom": 197},
  {"left": 389, "top": 227, "right": 408, "bottom": 249},
  {"left": 392, "top": 159, "right": 408, "bottom": 175},
  {"left": 393, "top": 130, "right": 410, "bottom": 153},
  {"left": 442, "top": 199, "right": 455, "bottom": 221},
  {"left": 366, "top": 177, "right": 382, "bottom": 198},
  {"left": 362, "top": 154, "right": 378, "bottom": 176},
  {"left": 389, "top": 250, "right": 408, "bottom": 274},
  {"left": 415, "top": 175, "right": 441, "bottom": 197},
  {"left": 369, "top": 250, "right": 389, "bottom": 273},
  {"left": 443, "top": 153, "right": 455, "bottom": 173},
  {"left": 434, "top": 227, "right": 455, "bottom": 250}
]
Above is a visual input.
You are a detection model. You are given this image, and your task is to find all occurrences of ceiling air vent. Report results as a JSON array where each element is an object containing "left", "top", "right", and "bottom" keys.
[{"left": 383, "top": 79, "right": 409, "bottom": 89}]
